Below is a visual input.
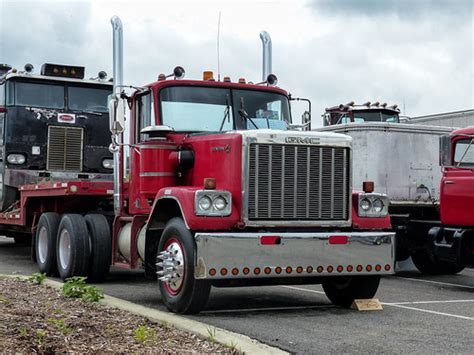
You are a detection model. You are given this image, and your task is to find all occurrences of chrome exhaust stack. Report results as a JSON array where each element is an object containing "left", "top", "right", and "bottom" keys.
[
  {"left": 259, "top": 31, "right": 272, "bottom": 82},
  {"left": 110, "top": 15, "right": 124, "bottom": 216}
]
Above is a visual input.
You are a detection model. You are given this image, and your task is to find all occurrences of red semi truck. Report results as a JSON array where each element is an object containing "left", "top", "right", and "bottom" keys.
[{"left": 0, "top": 17, "right": 395, "bottom": 314}]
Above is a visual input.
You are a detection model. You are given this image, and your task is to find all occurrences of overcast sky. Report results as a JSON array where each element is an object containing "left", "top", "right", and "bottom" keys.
[{"left": 1, "top": 0, "right": 473, "bottom": 126}]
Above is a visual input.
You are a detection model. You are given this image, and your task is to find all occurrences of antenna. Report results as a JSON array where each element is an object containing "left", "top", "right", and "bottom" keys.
[{"left": 217, "top": 11, "right": 221, "bottom": 81}]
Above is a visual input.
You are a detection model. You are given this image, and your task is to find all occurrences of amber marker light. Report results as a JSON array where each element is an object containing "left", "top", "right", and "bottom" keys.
[
  {"left": 327, "top": 266, "right": 334, "bottom": 273},
  {"left": 356, "top": 265, "right": 363, "bottom": 272},
  {"left": 366, "top": 265, "right": 372, "bottom": 272},
  {"left": 286, "top": 266, "right": 292, "bottom": 274},
  {"left": 203, "top": 178, "right": 216, "bottom": 190},
  {"left": 232, "top": 268, "right": 239, "bottom": 276},
  {"left": 220, "top": 268, "right": 228, "bottom": 276},
  {"left": 337, "top": 265, "right": 344, "bottom": 273},
  {"left": 347, "top": 265, "right": 353, "bottom": 272},
  {"left": 243, "top": 267, "right": 250, "bottom": 275},
  {"left": 223, "top": 76, "right": 231, "bottom": 82},
  {"left": 203, "top": 71, "right": 214, "bottom": 80},
  {"left": 306, "top": 266, "right": 314, "bottom": 273},
  {"left": 275, "top": 267, "right": 282, "bottom": 274},
  {"left": 296, "top": 266, "right": 303, "bottom": 274},
  {"left": 254, "top": 267, "right": 261, "bottom": 275},
  {"left": 264, "top": 267, "right": 272, "bottom": 275},
  {"left": 363, "top": 181, "right": 375, "bottom": 193},
  {"left": 375, "top": 265, "right": 382, "bottom": 272},
  {"left": 209, "top": 268, "right": 217, "bottom": 276},
  {"left": 316, "top": 266, "right": 324, "bottom": 273},
  {"left": 238, "top": 78, "right": 246, "bottom": 84}
]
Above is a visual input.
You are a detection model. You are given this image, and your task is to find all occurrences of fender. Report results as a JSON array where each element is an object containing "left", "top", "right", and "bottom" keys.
[
  {"left": 147, "top": 187, "right": 241, "bottom": 231},
  {"left": 351, "top": 192, "right": 392, "bottom": 230}
]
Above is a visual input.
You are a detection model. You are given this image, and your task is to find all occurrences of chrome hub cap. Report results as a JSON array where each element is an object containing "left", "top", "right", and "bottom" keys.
[
  {"left": 37, "top": 226, "right": 48, "bottom": 264},
  {"left": 58, "top": 229, "right": 71, "bottom": 270},
  {"left": 156, "top": 240, "right": 185, "bottom": 294}
]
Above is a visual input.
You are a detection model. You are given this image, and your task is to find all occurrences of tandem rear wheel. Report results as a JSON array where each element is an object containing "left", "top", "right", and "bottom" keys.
[
  {"left": 156, "top": 217, "right": 211, "bottom": 314},
  {"left": 34, "top": 212, "right": 112, "bottom": 281},
  {"left": 411, "top": 249, "right": 466, "bottom": 275},
  {"left": 322, "top": 275, "right": 381, "bottom": 308}
]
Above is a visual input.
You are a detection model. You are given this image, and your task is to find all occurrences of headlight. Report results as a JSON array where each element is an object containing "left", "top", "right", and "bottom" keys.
[
  {"left": 358, "top": 193, "right": 389, "bottom": 217},
  {"left": 372, "top": 198, "right": 384, "bottom": 213},
  {"left": 360, "top": 198, "right": 371, "bottom": 211},
  {"left": 102, "top": 158, "right": 114, "bottom": 169},
  {"left": 195, "top": 190, "right": 232, "bottom": 216},
  {"left": 198, "top": 196, "right": 212, "bottom": 210},
  {"left": 7, "top": 154, "right": 26, "bottom": 165}
]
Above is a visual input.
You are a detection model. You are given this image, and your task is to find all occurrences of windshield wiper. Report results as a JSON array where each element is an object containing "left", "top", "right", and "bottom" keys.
[
  {"left": 238, "top": 108, "right": 258, "bottom": 129},
  {"left": 80, "top": 110, "right": 103, "bottom": 116},
  {"left": 219, "top": 95, "right": 231, "bottom": 131},
  {"left": 457, "top": 138, "right": 474, "bottom": 167}
]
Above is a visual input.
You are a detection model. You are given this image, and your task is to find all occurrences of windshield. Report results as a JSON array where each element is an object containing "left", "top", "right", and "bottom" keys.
[
  {"left": 454, "top": 138, "right": 474, "bottom": 167},
  {"left": 10, "top": 81, "right": 64, "bottom": 109},
  {"left": 160, "top": 86, "right": 290, "bottom": 132},
  {"left": 68, "top": 86, "right": 111, "bottom": 112},
  {"left": 352, "top": 110, "right": 399, "bottom": 123}
]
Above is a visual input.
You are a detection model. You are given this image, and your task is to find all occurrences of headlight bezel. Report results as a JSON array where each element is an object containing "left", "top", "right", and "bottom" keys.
[
  {"left": 357, "top": 193, "right": 389, "bottom": 217},
  {"left": 102, "top": 158, "right": 114, "bottom": 169},
  {"left": 7, "top": 153, "right": 26, "bottom": 165},
  {"left": 195, "top": 190, "right": 232, "bottom": 216}
]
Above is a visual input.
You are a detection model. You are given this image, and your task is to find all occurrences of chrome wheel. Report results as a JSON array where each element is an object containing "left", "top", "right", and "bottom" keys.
[
  {"left": 58, "top": 229, "right": 72, "bottom": 270},
  {"left": 157, "top": 238, "right": 185, "bottom": 295},
  {"left": 37, "top": 226, "right": 48, "bottom": 264}
]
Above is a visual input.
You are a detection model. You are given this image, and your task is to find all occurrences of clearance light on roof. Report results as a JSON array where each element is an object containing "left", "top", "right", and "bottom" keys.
[
  {"left": 203, "top": 71, "right": 214, "bottom": 81},
  {"left": 41, "top": 63, "right": 85, "bottom": 79}
]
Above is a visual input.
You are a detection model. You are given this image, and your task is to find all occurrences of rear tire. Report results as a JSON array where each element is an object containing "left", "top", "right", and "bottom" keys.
[
  {"left": 322, "top": 276, "right": 381, "bottom": 308},
  {"left": 157, "top": 217, "right": 211, "bottom": 314},
  {"left": 35, "top": 213, "right": 61, "bottom": 275},
  {"left": 85, "top": 214, "right": 112, "bottom": 282},
  {"left": 412, "top": 250, "right": 465, "bottom": 275},
  {"left": 56, "top": 214, "right": 90, "bottom": 280}
]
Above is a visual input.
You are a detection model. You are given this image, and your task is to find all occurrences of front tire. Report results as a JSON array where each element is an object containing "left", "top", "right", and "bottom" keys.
[
  {"left": 56, "top": 214, "right": 90, "bottom": 280},
  {"left": 35, "top": 212, "right": 61, "bottom": 275},
  {"left": 157, "top": 217, "right": 211, "bottom": 314},
  {"left": 322, "top": 276, "right": 381, "bottom": 308}
]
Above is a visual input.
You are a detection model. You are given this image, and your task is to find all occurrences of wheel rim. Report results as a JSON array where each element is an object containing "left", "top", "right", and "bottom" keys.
[
  {"left": 157, "top": 237, "right": 185, "bottom": 296},
  {"left": 37, "top": 226, "right": 48, "bottom": 264},
  {"left": 58, "top": 229, "right": 71, "bottom": 270}
]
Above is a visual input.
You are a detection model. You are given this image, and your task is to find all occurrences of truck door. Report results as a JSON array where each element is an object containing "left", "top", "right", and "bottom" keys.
[{"left": 440, "top": 138, "right": 474, "bottom": 226}]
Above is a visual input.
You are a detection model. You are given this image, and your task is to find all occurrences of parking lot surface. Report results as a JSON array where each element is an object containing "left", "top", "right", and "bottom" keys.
[{"left": 1, "top": 236, "right": 473, "bottom": 354}]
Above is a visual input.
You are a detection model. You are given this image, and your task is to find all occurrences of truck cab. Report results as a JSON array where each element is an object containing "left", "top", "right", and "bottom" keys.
[
  {"left": 0, "top": 63, "right": 113, "bottom": 210},
  {"left": 323, "top": 101, "right": 400, "bottom": 126}
]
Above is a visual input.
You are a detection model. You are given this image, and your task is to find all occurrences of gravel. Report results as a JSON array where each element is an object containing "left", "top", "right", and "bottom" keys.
[{"left": 0, "top": 277, "right": 235, "bottom": 353}]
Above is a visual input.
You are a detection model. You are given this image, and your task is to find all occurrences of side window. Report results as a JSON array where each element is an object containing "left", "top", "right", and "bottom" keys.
[
  {"left": 0, "top": 83, "right": 5, "bottom": 105},
  {"left": 454, "top": 139, "right": 474, "bottom": 166},
  {"left": 135, "top": 92, "right": 155, "bottom": 142}
]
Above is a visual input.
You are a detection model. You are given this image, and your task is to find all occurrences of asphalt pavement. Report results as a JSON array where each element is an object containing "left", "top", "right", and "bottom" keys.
[{"left": 1, "top": 236, "right": 473, "bottom": 354}]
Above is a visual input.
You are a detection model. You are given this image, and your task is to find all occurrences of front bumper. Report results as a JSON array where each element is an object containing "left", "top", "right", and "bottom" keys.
[{"left": 194, "top": 232, "right": 395, "bottom": 279}]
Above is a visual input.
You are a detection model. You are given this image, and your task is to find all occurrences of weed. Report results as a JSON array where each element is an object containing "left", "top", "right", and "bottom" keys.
[
  {"left": 0, "top": 294, "right": 11, "bottom": 305},
  {"left": 18, "top": 327, "right": 28, "bottom": 337},
  {"left": 61, "top": 277, "right": 103, "bottom": 302},
  {"left": 207, "top": 326, "right": 217, "bottom": 344},
  {"left": 36, "top": 329, "right": 47, "bottom": 347},
  {"left": 105, "top": 324, "right": 115, "bottom": 337},
  {"left": 28, "top": 272, "right": 46, "bottom": 285},
  {"left": 133, "top": 325, "right": 156, "bottom": 344},
  {"left": 225, "top": 341, "right": 241, "bottom": 353},
  {"left": 53, "top": 308, "right": 64, "bottom": 315},
  {"left": 48, "top": 317, "right": 72, "bottom": 335}
]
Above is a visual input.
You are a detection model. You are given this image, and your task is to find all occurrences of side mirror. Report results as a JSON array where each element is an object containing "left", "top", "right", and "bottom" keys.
[
  {"left": 302, "top": 110, "right": 311, "bottom": 131},
  {"left": 108, "top": 94, "right": 125, "bottom": 134},
  {"left": 439, "top": 135, "right": 451, "bottom": 166},
  {"left": 399, "top": 116, "right": 410, "bottom": 123},
  {"left": 141, "top": 125, "right": 174, "bottom": 139}
]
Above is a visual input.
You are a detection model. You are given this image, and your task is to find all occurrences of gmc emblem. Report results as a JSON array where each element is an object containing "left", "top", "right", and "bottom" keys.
[{"left": 285, "top": 137, "right": 320, "bottom": 144}]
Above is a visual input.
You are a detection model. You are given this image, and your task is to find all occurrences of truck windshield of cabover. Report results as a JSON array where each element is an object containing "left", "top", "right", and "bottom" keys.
[
  {"left": 6, "top": 79, "right": 111, "bottom": 112},
  {"left": 454, "top": 138, "right": 474, "bottom": 167},
  {"left": 337, "top": 110, "right": 399, "bottom": 124},
  {"left": 159, "top": 86, "right": 290, "bottom": 132}
]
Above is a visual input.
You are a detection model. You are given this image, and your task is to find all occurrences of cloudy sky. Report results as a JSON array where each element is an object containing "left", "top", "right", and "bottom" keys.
[{"left": 1, "top": 0, "right": 472, "bottom": 126}]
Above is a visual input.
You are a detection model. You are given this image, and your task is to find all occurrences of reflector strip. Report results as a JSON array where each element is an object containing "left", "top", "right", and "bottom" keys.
[
  {"left": 260, "top": 236, "right": 281, "bottom": 245},
  {"left": 329, "top": 235, "right": 349, "bottom": 245}
]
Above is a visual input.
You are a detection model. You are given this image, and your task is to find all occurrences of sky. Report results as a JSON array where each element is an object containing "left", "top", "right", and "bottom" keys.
[{"left": 0, "top": 0, "right": 473, "bottom": 126}]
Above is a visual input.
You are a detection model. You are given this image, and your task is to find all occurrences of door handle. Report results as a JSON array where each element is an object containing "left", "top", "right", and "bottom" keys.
[{"left": 444, "top": 180, "right": 455, "bottom": 185}]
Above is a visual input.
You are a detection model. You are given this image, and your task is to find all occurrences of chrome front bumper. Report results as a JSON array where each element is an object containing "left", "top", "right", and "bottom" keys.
[{"left": 194, "top": 232, "right": 395, "bottom": 279}]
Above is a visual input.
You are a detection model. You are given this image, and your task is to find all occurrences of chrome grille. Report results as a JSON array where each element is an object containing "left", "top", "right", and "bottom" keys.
[
  {"left": 248, "top": 144, "right": 350, "bottom": 220},
  {"left": 47, "top": 126, "right": 83, "bottom": 172}
]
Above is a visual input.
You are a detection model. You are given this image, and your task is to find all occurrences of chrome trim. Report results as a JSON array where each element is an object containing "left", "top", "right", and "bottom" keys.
[
  {"left": 259, "top": 31, "right": 272, "bottom": 82},
  {"left": 240, "top": 130, "right": 352, "bottom": 227},
  {"left": 140, "top": 172, "right": 176, "bottom": 177},
  {"left": 194, "top": 190, "right": 232, "bottom": 216},
  {"left": 138, "top": 145, "right": 178, "bottom": 150},
  {"left": 357, "top": 193, "right": 389, "bottom": 218},
  {"left": 194, "top": 231, "right": 395, "bottom": 279}
]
